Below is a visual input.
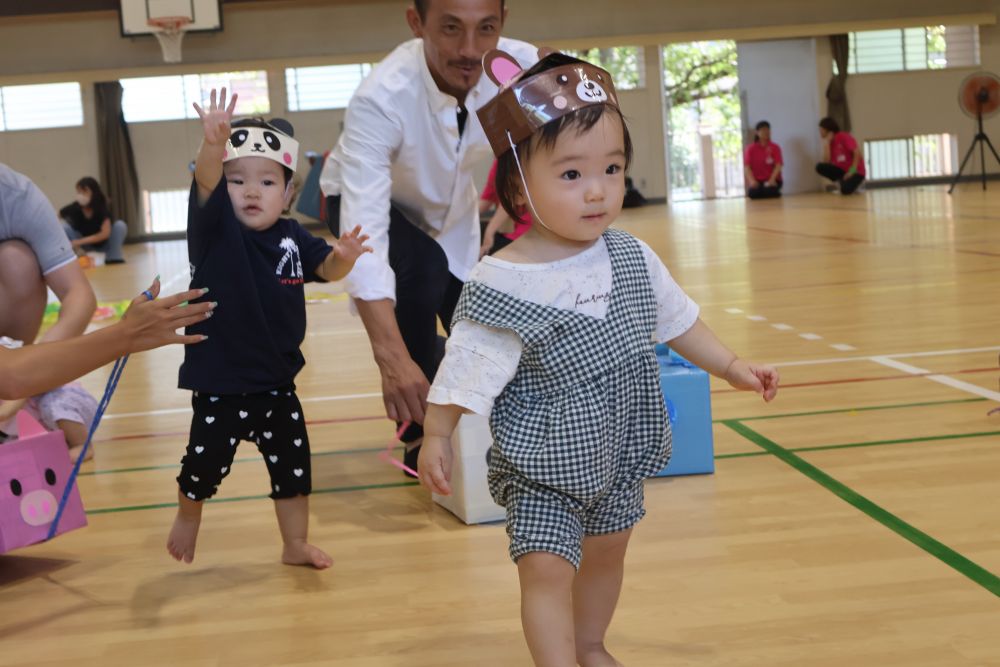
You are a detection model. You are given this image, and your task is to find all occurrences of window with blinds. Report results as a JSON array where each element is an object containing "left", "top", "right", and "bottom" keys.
[
  {"left": 845, "top": 25, "right": 979, "bottom": 74},
  {"left": 0, "top": 82, "right": 84, "bottom": 131},
  {"left": 864, "top": 134, "right": 957, "bottom": 180},
  {"left": 285, "top": 63, "right": 373, "bottom": 112},
  {"left": 121, "top": 70, "right": 270, "bottom": 123},
  {"left": 143, "top": 188, "right": 189, "bottom": 234}
]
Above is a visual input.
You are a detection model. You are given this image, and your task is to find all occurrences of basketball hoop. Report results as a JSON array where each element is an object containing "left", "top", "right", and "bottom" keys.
[{"left": 148, "top": 16, "right": 191, "bottom": 63}]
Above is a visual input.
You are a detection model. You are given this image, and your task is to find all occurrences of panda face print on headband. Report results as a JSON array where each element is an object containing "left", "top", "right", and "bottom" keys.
[{"left": 224, "top": 118, "right": 299, "bottom": 173}]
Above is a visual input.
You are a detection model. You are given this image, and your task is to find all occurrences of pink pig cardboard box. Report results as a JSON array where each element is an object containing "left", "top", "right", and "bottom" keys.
[{"left": 0, "top": 412, "right": 87, "bottom": 553}]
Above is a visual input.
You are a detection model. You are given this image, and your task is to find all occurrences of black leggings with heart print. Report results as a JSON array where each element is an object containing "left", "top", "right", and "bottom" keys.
[{"left": 177, "top": 386, "right": 312, "bottom": 501}]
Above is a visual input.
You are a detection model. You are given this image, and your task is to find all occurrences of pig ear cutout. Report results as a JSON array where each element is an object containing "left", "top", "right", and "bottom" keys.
[
  {"left": 16, "top": 411, "right": 47, "bottom": 438},
  {"left": 483, "top": 49, "right": 523, "bottom": 87}
]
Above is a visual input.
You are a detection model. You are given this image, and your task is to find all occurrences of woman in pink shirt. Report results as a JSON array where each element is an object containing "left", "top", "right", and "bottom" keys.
[
  {"left": 816, "top": 117, "right": 866, "bottom": 194},
  {"left": 479, "top": 159, "right": 533, "bottom": 257},
  {"left": 744, "top": 120, "right": 783, "bottom": 199}
]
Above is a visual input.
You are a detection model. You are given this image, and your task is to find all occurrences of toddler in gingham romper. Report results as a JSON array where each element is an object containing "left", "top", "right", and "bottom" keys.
[{"left": 417, "top": 51, "right": 780, "bottom": 664}]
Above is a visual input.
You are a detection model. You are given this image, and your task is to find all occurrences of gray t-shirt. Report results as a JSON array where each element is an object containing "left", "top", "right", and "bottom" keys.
[{"left": 0, "top": 163, "right": 75, "bottom": 274}]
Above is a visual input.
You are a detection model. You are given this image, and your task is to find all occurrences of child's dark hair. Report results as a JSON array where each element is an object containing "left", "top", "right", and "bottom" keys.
[
  {"left": 75, "top": 176, "right": 110, "bottom": 217},
  {"left": 493, "top": 59, "right": 633, "bottom": 221},
  {"left": 819, "top": 117, "right": 840, "bottom": 134},
  {"left": 230, "top": 117, "right": 295, "bottom": 185}
]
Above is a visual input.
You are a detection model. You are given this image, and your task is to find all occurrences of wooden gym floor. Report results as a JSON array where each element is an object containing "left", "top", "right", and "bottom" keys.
[{"left": 2, "top": 184, "right": 999, "bottom": 666}]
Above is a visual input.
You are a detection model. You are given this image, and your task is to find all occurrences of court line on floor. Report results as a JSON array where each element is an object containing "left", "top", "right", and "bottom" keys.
[
  {"left": 871, "top": 356, "right": 1000, "bottom": 402},
  {"left": 85, "top": 480, "right": 420, "bottom": 515},
  {"left": 81, "top": 424, "right": 999, "bottom": 510},
  {"left": 770, "top": 345, "right": 1000, "bottom": 368},
  {"left": 717, "top": 429, "right": 1000, "bottom": 460},
  {"left": 722, "top": 420, "right": 1000, "bottom": 597},
  {"left": 102, "top": 392, "right": 383, "bottom": 420},
  {"left": 710, "top": 366, "right": 997, "bottom": 395},
  {"left": 89, "top": 396, "right": 990, "bottom": 459},
  {"left": 159, "top": 267, "right": 191, "bottom": 291},
  {"left": 99, "top": 349, "right": 1000, "bottom": 421},
  {"left": 81, "top": 429, "right": 999, "bottom": 513},
  {"left": 87, "top": 415, "right": 997, "bottom": 478}
]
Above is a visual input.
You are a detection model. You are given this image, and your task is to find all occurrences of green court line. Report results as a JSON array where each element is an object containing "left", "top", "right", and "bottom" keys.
[
  {"left": 81, "top": 430, "right": 996, "bottom": 515},
  {"left": 716, "top": 397, "right": 986, "bottom": 423},
  {"left": 85, "top": 480, "right": 419, "bottom": 515},
  {"left": 716, "top": 429, "right": 1000, "bottom": 460},
  {"left": 80, "top": 397, "right": 989, "bottom": 478},
  {"left": 79, "top": 444, "right": 389, "bottom": 477},
  {"left": 783, "top": 430, "right": 1000, "bottom": 455},
  {"left": 722, "top": 420, "right": 1000, "bottom": 598}
]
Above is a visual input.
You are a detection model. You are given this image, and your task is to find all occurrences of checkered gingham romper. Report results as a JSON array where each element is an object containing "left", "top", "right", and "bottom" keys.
[{"left": 452, "top": 229, "right": 673, "bottom": 568}]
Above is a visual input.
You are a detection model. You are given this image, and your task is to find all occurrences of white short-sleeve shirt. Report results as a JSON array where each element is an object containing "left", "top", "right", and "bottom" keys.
[{"left": 428, "top": 236, "right": 699, "bottom": 415}]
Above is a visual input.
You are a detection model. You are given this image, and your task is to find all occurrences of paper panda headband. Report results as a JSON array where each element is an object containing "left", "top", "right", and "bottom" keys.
[
  {"left": 224, "top": 118, "right": 299, "bottom": 173},
  {"left": 476, "top": 50, "right": 620, "bottom": 157}
]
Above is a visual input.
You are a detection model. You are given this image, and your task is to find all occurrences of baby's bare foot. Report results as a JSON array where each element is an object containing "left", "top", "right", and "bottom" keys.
[
  {"left": 282, "top": 540, "right": 333, "bottom": 569},
  {"left": 167, "top": 512, "right": 201, "bottom": 564}
]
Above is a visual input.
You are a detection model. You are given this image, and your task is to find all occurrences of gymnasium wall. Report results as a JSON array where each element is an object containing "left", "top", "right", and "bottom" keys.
[{"left": 0, "top": 0, "right": 997, "bottom": 220}]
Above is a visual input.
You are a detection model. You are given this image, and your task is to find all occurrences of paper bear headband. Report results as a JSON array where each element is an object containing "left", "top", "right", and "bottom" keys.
[
  {"left": 476, "top": 49, "right": 621, "bottom": 157},
  {"left": 224, "top": 118, "right": 299, "bottom": 173}
]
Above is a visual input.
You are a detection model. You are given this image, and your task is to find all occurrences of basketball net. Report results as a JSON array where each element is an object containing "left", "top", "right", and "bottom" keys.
[{"left": 148, "top": 16, "right": 191, "bottom": 63}]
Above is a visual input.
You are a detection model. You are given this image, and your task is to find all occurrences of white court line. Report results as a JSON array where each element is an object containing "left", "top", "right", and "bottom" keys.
[
  {"left": 159, "top": 267, "right": 190, "bottom": 291},
  {"left": 725, "top": 308, "right": 743, "bottom": 314},
  {"left": 885, "top": 346, "right": 1000, "bottom": 359},
  {"left": 799, "top": 333, "right": 823, "bottom": 340},
  {"left": 306, "top": 330, "right": 365, "bottom": 338},
  {"left": 871, "top": 356, "right": 1000, "bottom": 402},
  {"left": 772, "top": 323, "right": 794, "bottom": 331},
  {"left": 103, "top": 345, "right": 1000, "bottom": 419},
  {"left": 830, "top": 343, "right": 857, "bottom": 351},
  {"left": 104, "top": 392, "right": 382, "bottom": 420},
  {"left": 747, "top": 315, "right": 767, "bottom": 321},
  {"left": 772, "top": 345, "right": 1000, "bottom": 367}
]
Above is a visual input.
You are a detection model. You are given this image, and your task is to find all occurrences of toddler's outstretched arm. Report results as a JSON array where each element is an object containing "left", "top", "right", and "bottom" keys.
[
  {"left": 317, "top": 224, "right": 373, "bottom": 282},
  {"left": 417, "top": 403, "right": 463, "bottom": 495},
  {"left": 192, "top": 87, "right": 238, "bottom": 206},
  {"left": 668, "top": 319, "right": 779, "bottom": 402}
]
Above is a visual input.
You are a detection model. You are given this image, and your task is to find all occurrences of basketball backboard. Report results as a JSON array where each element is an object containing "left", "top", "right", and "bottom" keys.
[{"left": 119, "top": 0, "right": 222, "bottom": 37}]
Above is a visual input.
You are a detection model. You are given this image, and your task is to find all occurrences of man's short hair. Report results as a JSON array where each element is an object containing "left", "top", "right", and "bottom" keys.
[{"left": 413, "top": 0, "right": 505, "bottom": 21}]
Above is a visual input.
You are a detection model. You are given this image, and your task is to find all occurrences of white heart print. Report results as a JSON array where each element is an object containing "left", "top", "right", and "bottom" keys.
[
  {"left": 269, "top": 455, "right": 278, "bottom": 463},
  {"left": 187, "top": 492, "right": 197, "bottom": 500},
  {"left": 239, "top": 410, "right": 248, "bottom": 419},
  {"left": 291, "top": 412, "right": 300, "bottom": 421},
  {"left": 195, "top": 446, "right": 205, "bottom": 454},
  {"left": 263, "top": 432, "right": 273, "bottom": 439},
  {"left": 221, "top": 466, "right": 228, "bottom": 474},
  {"left": 205, "top": 416, "right": 215, "bottom": 424},
  {"left": 266, "top": 410, "right": 272, "bottom": 418},
  {"left": 293, "top": 438, "right": 302, "bottom": 447},
  {"left": 293, "top": 468, "right": 304, "bottom": 477},
  {"left": 230, "top": 437, "right": 237, "bottom": 445},
  {"left": 191, "top": 475, "right": 200, "bottom": 482},
  {"left": 209, "top": 396, "right": 219, "bottom": 402},
  {"left": 274, "top": 484, "right": 280, "bottom": 492}
]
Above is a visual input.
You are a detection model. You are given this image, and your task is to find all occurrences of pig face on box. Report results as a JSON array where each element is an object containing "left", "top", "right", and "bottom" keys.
[{"left": 0, "top": 413, "right": 86, "bottom": 553}]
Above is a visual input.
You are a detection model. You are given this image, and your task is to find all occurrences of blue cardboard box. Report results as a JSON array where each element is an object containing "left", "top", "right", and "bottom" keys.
[{"left": 653, "top": 344, "right": 715, "bottom": 477}]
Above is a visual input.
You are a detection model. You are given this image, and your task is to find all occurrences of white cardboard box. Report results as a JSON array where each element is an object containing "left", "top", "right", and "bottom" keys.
[{"left": 432, "top": 413, "right": 505, "bottom": 524}]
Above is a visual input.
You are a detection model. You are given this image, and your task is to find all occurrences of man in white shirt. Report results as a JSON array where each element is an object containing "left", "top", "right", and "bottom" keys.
[{"left": 320, "top": 0, "right": 535, "bottom": 471}]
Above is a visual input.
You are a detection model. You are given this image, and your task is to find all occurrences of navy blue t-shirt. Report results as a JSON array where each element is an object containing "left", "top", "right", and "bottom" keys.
[{"left": 178, "top": 177, "right": 333, "bottom": 394}]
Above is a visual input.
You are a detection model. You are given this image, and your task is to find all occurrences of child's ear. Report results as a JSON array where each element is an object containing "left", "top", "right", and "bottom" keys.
[{"left": 282, "top": 179, "right": 295, "bottom": 209}]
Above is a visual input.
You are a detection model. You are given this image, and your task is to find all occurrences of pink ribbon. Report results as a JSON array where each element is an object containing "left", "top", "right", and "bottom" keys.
[{"left": 378, "top": 421, "right": 418, "bottom": 477}]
